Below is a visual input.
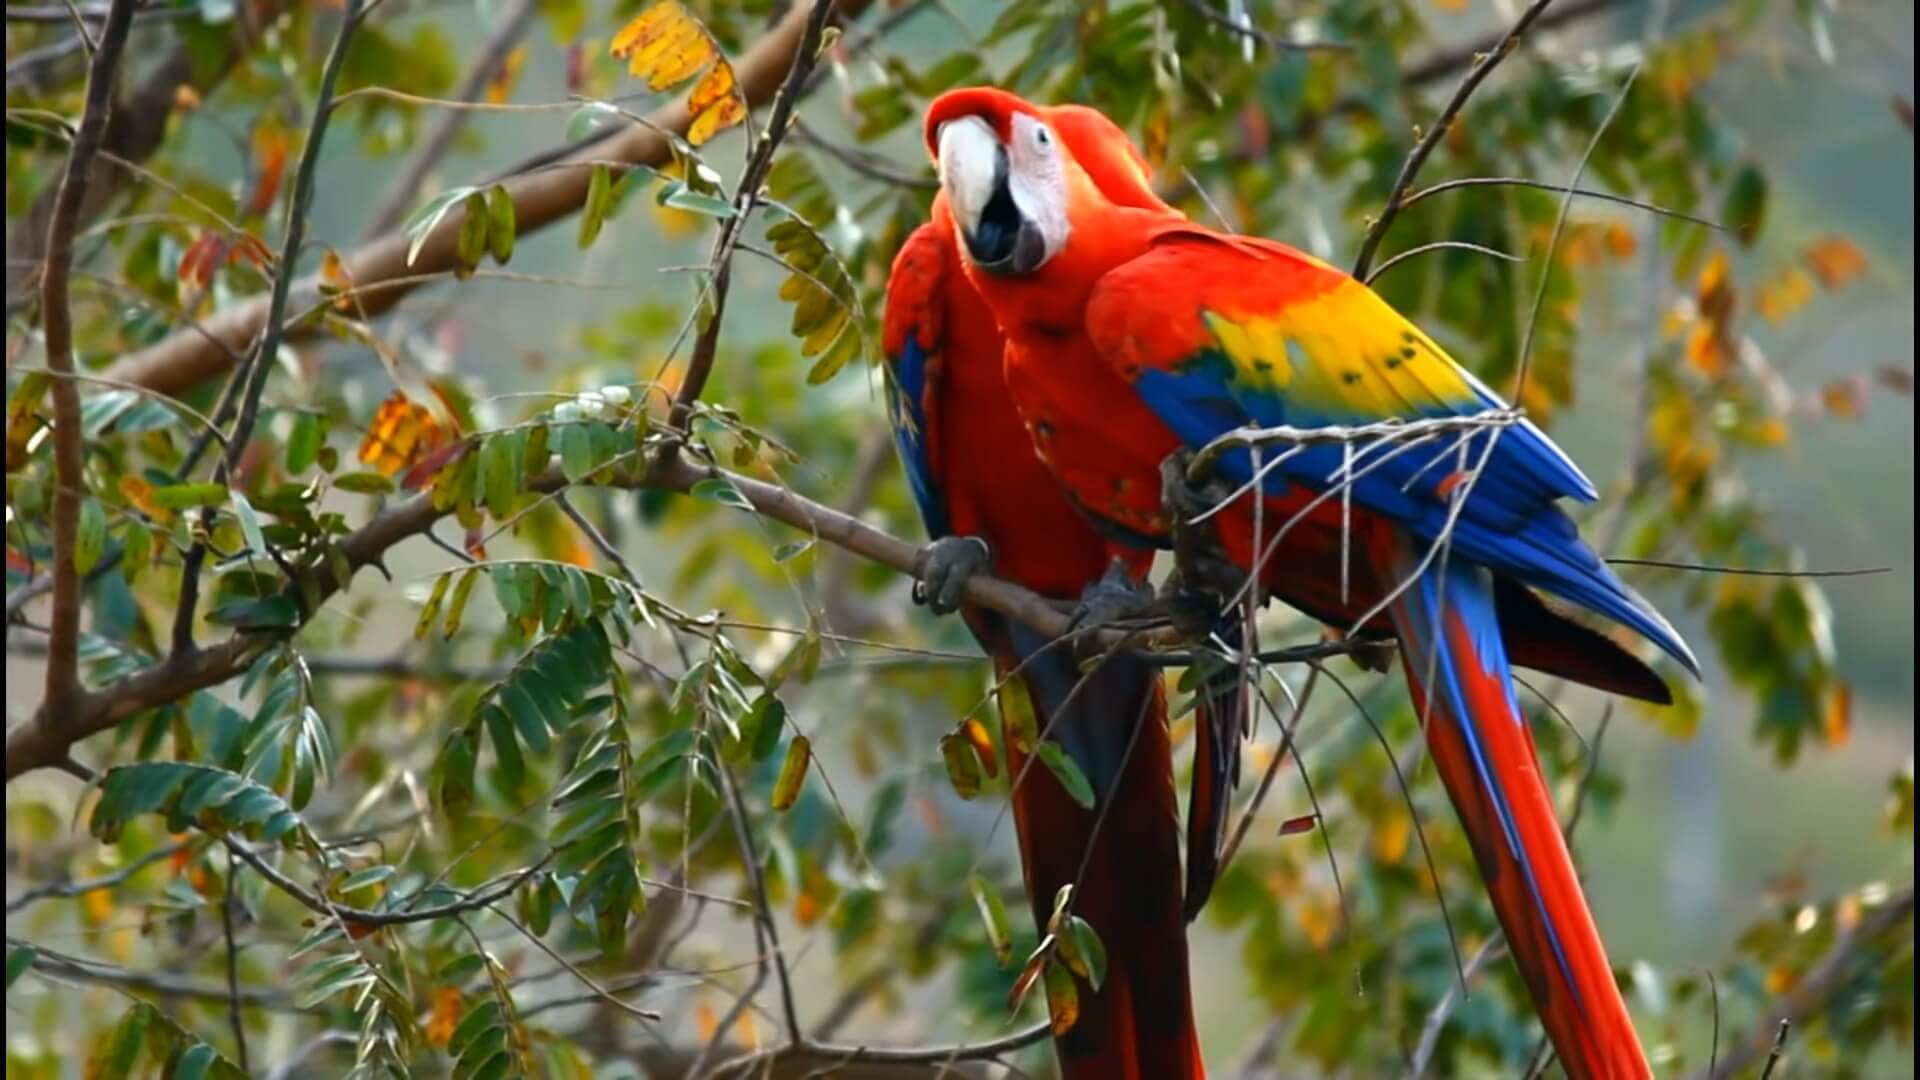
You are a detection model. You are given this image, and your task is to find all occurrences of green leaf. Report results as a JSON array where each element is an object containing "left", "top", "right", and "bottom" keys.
[
  {"left": 661, "top": 184, "right": 734, "bottom": 218},
  {"left": 146, "top": 483, "right": 228, "bottom": 510},
  {"left": 5, "top": 945, "right": 36, "bottom": 991},
  {"left": 1060, "top": 915, "right": 1108, "bottom": 991},
  {"left": 89, "top": 1003, "right": 151, "bottom": 1080},
  {"left": 442, "top": 567, "right": 479, "bottom": 638},
  {"left": 482, "top": 704, "right": 526, "bottom": 790},
  {"left": 967, "top": 874, "right": 1014, "bottom": 967},
  {"left": 404, "top": 187, "right": 476, "bottom": 267},
  {"left": 939, "top": 731, "right": 983, "bottom": 799},
  {"left": 74, "top": 496, "right": 105, "bottom": 574},
  {"left": 332, "top": 471, "right": 396, "bottom": 495},
  {"left": 89, "top": 763, "right": 315, "bottom": 848},
  {"left": 285, "top": 411, "right": 325, "bottom": 473},
  {"left": 455, "top": 191, "right": 490, "bottom": 273},
  {"left": 172, "top": 1043, "right": 218, "bottom": 1080},
  {"left": 1725, "top": 162, "right": 1767, "bottom": 247},
  {"left": 486, "top": 184, "right": 516, "bottom": 264},
  {"left": 689, "top": 477, "right": 751, "bottom": 509},
  {"left": 579, "top": 163, "right": 613, "bottom": 249},
  {"left": 230, "top": 490, "right": 267, "bottom": 560},
  {"left": 564, "top": 101, "right": 622, "bottom": 142},
  {"left": 479, "top": 431, "right": 521, "bottom": 521},
  {"left": 560, "top": 423, "right": 597, "bottom": 482},
  {"left": 1034, "top": 742, "right": 1096, "bottom": 809},
  {"left": 415, "top": 571, "right": 453, "bottom": 640}
]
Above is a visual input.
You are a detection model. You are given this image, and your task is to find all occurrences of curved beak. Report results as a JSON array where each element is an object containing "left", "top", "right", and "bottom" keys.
[{"left": 936, "top": 116, "right": 1049, "bottom": 275}]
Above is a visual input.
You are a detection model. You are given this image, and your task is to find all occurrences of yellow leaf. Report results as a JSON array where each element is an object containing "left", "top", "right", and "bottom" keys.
[
  {"left": 610, "top": 1, "right": 745, "bottom": 145},
  {"left": 1372, "top": 807, "right": 1411, "bottom": 865},
  {"left": 611, "top": 1, "right": 714, "bottom": 89},
  {"left": 688, "top": 90, "right": 747, "bottom": 146},
  {"left": 771, "top": 735, "right": 810, "bottom": 811},
  {"left": 1756, "top": 265, "right": 1815, "bottom": 325},
  {"left": 1142, "top": 102, "right": 1171, "bottom": 171}
]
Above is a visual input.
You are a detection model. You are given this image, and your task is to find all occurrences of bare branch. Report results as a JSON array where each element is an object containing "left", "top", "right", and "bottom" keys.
[
  {"left": 36, "top": 0, "right": 137, "bottom": 722},
  {"left": 360, "top": 0, "right": 537, "bottom": 238},
  {"left": 1183, "top": 0, "right": 1349, "bottom": 52},
  {"left": 1351, "top": 0, "right": 1561, "bottom": 280}
]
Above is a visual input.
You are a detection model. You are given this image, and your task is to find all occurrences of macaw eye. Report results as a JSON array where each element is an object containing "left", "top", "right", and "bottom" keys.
[{"left": 1033, "top": 125, "right": 1053, "bottom": 150}]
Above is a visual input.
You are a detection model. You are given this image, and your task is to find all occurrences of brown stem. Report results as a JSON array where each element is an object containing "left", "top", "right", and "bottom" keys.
[{"left": 37, "top": 0, "right": 137, "bottom": 719}]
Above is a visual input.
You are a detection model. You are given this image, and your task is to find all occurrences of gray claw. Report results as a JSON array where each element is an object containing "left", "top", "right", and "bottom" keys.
[
  {"left": 1068, "top": 559, "right": 1157, "bottom": 661},
  {"left": 916, "top": 536, "right": 992, "bottom": 616}
]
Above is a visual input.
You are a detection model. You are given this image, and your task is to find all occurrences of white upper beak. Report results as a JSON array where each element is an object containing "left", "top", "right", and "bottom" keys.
[{"left": 936, "top": 116, "right": 1001, "bottom": 240}]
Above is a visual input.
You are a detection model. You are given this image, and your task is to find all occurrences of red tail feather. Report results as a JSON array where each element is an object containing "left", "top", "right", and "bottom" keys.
[
  {"left": 998, "top": 654, "right": 1206, "bottom": 1080},
  {"left": 1374, "top": 531, "right": 1650, "bottom": 1080}
]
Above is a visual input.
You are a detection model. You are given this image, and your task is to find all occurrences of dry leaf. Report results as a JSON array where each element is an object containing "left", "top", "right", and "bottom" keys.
[
  {"left": 426, "top": 987, "right": 462, "bottom": 1048},
  {"left": 610, "top": 1, "right": 747, "bottom": 146},
  {"left": 1803, "top": 235, "right": 1867, "bottom": 289},
  {"left": 247, "top": 122, "right": 289, "bottom": 219},
  {"left": 358, "top": 391, "right": 452, "bottom": 478}
]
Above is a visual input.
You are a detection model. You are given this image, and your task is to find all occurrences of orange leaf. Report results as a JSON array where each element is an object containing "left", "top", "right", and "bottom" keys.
[
  {"left": 357, "top": 391, "right": 451, "bottom": 478},
  {"left": 1823, "top": 681, "right": 1852, "bottom": 746},
  {"left": 485, "top": 45, "right": 528, "bottom": 105},
  {"left": 427, "top": 987, "right": 462, "bottom": 1048},
  {"left": 247, "top": 122, "right": 289, "bottom": 219},
  {"left": 1820, "top": 377, "right": 1866, "bottom": 419},
  {"left": 964, "top": 717, "right": 998, "bottom": 779},
  {"left": 178, "top": 233, "right": 229, "bottom": 290},
  {"left": 119, "top": 473, "right": 172, "bottom": 525},
  {"left": 688, "top": 84, "right": 746, "bottom": 147},
  {"left": 1803, "top": 235, "right": 1867, "bottom": 289}
]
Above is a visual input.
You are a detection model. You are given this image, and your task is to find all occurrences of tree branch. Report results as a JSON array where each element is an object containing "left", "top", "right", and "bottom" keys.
[
  {"left": 36, "top": 0, "right": 137, "bottom": 722},
  {"left": 1352, "top": 0, "right": 1560, "bottom": 280},
  {"left": 1686, "top": 887, "right": 1915, "bottom": 1080},
  {"left": 101, "top": 0, "right": 876, "bottom": 400}
]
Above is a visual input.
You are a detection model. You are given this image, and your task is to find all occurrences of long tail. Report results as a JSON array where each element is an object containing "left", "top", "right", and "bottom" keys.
[
  {"left": 1371, "top": 529, "right": 1650, "bottom": 1080},
  {"left": 996, "top": 620, "right": 1206, "bottom": 1080}
]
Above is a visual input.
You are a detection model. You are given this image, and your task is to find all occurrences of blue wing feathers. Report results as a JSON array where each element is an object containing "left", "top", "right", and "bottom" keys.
[
  {"left": 1133, "top": 359, "right": 1698, "bottom": 675},
  {"left": 889, "top": 335, "right": 949, "bottom": 539}
]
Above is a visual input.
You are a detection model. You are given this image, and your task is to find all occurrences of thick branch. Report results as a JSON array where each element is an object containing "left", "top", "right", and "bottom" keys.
[
  {"left": 3, "top": 454, "right": 1067, "bottom": 780},
  {"left": 102, "top": 0, "right": 875, "bottom": 399},
  {"left": 37, "top": 0, "right": 137, "bottom": 721}
]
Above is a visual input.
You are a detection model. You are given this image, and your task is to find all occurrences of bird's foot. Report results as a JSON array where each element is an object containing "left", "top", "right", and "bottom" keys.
[
  {"left": 1068, "top": 559, "right": 1159, "bottom": 663},
  {"left": 913, "top": 535, "right": 993, "bottom": 616}
]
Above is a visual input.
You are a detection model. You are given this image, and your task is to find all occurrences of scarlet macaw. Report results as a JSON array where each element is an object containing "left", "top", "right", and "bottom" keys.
[
  {"left": 922, "top": 86, "right": 1696, "bottom": 1079},
  {"left": 882, "top": 103, "right": 1207, "bottom": 1079}
]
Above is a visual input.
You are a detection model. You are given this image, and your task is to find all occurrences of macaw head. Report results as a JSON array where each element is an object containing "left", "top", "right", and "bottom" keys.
[{"left": 925, "top": 87, "right": 1172, "bottom": 276}]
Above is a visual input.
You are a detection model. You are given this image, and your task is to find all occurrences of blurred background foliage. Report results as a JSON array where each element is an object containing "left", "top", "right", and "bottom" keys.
[{"left": 4, "top": 0, "right": 1912, "bottom": 1077}]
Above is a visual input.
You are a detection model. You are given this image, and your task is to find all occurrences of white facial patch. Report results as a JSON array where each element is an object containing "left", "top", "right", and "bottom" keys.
[{"left": 1004, "top": 112, "right": 1070, "bottom": 266}]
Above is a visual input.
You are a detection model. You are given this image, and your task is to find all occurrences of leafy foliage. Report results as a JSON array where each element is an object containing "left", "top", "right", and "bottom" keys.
[{"left": 2, "top": 0, "right": 1909, "bottom": 1077}]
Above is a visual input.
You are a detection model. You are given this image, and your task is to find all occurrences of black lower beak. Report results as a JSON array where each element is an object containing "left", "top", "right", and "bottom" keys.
[{"left": 964, "top": 145, "right": 1047, "bottom": 275}]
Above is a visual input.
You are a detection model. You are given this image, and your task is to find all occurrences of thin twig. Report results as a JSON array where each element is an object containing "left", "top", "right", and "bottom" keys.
[
  {"left": 1758, "top": 1020, "right": 1791, "bottom": 1080},
  {"left": 1365, "top": 240, "right": 1523, "bottom": 284},
  {"left": 1351, "top": 0, "right": 1560, "bottom": 280},
  {"left": 662, "top": 0, "right": 837, "bottom": 459},
  {"left": 35, "top": 0, "right": 136, "bottom": 726},
  {"left": 1515, "top": 63, "right": 1640, "bottom": 404},
  {"left": 361, "top": 0, "right": 537, "bottom": 238},
  {"left": 1401, "top": 176, "right": 1728, "bottom": 231},
  {"left": 222, "top": 847, "right": 250, "bottom": 1072},
  {"left": 1182, "top": 0, "right": 1349, "bottom": 52}
]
